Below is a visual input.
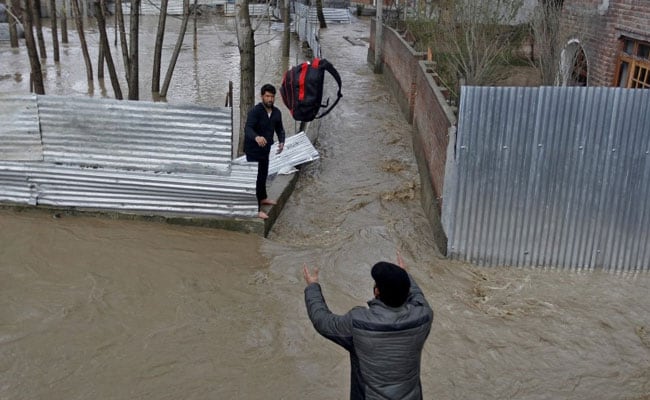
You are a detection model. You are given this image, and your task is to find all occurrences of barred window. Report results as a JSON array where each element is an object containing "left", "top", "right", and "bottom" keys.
[{"left": 615, "top": 37, "right": 650, "bottom": 88}]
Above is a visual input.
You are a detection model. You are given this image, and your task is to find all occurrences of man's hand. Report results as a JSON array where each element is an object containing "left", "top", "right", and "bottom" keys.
[
  {"left": 255, "top": 136, "right": 267, "bottom": 147},
  {"left": 303, "top": 265, "right": 319, "bottom": 285},
  {"left": 276, "top": 142, "right": 285, "bottom": 154}
]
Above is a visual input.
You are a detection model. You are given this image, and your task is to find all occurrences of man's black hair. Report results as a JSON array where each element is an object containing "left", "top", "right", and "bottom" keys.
[{"left": 261, "top": 84, "right": 276, "bottom": 95}]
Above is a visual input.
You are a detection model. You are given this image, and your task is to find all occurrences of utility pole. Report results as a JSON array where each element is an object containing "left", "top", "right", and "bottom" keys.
[{"left": 374, "top": 0, "right": 383, "bottom": 73}]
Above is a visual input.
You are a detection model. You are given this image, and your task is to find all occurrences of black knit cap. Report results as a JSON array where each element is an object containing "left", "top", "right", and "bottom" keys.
[{"left": 371, "top": 262, "right": 410, "bottom": 307}]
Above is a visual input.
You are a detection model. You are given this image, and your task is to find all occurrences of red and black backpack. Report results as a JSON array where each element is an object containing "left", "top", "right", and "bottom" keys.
[{"left": 280, "top": 58, "right": 343, "bottom": 122}]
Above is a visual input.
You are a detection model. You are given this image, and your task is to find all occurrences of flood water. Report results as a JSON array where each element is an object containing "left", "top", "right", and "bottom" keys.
[{"left": 2, "top": 14, "right": 650, "bottom": 400}]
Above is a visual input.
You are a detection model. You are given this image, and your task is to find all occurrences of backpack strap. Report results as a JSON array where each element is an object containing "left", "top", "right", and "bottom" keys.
[{"left": 315, "top": 59, "right": 343, "bottom": 120}]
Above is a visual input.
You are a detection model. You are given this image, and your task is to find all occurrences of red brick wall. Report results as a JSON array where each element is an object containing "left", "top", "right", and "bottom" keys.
[
  {"left": 368, "top": 20, "right": 455, "bottom": 251},
  {"left": 561, "top": 0, "right": 650, "bottom": 86},
  {"left": 368, "top": 19, "right": 426, "bottom": 123}
]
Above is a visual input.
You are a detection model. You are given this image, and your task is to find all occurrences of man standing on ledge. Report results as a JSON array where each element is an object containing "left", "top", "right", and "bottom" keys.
[
  {"left": 303, "top": 251, "right": 434, "bottom": 400},
  {"left": 244, "top": 83, "right": 285, "bottom": 219}
]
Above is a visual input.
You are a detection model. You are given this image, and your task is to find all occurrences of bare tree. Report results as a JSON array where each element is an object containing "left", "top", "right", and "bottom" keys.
[
  {"left": 281, "top": 0, "right": 290, "bottom": 57},
  {"left": 94, "top": 0, "right": 123, "bottom": 99},
  {"left": 7, "top": 0, "right": 20, "bottom": 48},
  {"left": 152, "top": 0, "right": 169, "bottom": 95},
  {"left": 315, "top": 0, "right": 326, "bottom": 29},
  {"left": 60, "top": 1, "right": 68, "bottom": 44},
  {"left": 71, "top": 0, "right": 93, "bottom": 82},
  {"left": 49, "top": 0, "right": 60, "bottom": 61},
  {"left": 128, "top": 0, "right": 141, "bottom": 100},
  {"left": 408, "top": 0, "right": 524, "bottom": 96},
  {"left": 529, "top": 0, "right": 563, "bottom": 85},
  {"left": 115, "top": 0, "right": 130, "bottom": 82},
  {"left": 23, "top": 0, "right": 45, "bottom": 93},
  {"left": 235, "top": 0, "right": 255, "bottom": 156},
  {"left": 32, "top": 0, "right": 47, "bottom": 58},
  {"left": 160, "top": 0, "right": 191, "bottom": 98}
]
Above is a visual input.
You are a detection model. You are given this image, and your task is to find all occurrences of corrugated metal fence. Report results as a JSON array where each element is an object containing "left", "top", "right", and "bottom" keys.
[
  {"left": 0, "top": 94, "right": 260, "bottom": 218},
  {"left": 443, "top": 86, "right": 650, "bottom": 272}
]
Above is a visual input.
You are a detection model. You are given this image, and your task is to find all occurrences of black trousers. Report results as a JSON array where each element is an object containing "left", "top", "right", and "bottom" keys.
[{"left": 255, "top": 156, "right": 269, "bottom": 210}]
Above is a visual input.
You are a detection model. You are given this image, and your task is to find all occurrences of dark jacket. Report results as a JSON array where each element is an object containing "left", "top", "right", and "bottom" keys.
[
  {"left": 243, "top": 102, "right": 286, "bottom": 161},
  {"left": 304, "top": 275, "right": 433, "bottom": 400}
]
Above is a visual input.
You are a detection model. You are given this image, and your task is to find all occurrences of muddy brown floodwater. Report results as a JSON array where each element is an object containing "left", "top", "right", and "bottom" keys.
[{"left": 2, "top": 14, "right": 650, "bottom": 400}]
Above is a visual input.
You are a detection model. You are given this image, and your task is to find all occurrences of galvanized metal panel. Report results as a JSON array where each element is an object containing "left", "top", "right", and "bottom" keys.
[
  {"left": 37, "top": 95, "right": 233, "bottom": 175},
  {"left": 0, "top": 95, "right": 320, "bottom": 220},
  {"left": 444, "top": 86, "right": 650, "bottom": 272},
  {"left": 234, "top": 131, "right": 320, "bottom": 175},
  {"left": 0, "top": 161, "right": 258, "bottom": 217},
  {"left": 0, "top": 94, "right": 43, "bottom": 161}
]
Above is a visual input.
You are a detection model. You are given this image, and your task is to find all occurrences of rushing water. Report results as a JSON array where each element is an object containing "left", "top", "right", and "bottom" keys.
[{"left": 2, "top": 14, "right": 650, "bottom": 400}]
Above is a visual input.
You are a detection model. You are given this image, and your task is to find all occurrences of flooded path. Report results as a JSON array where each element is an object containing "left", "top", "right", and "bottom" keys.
[{"left": 2, "top": 15, "right": 650, "bottom": 400}]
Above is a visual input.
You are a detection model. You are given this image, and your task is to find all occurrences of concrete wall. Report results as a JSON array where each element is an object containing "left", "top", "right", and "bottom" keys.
[{"left": 368, "top": 19, "right": 456, "bottom": 254}]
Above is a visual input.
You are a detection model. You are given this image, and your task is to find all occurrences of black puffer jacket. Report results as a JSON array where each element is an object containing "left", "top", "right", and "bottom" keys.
[{"left": 304, "top": 274, "right": 433, "bottom": 400}]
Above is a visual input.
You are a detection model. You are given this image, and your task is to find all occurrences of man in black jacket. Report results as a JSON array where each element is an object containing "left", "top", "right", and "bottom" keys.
[
  {"left": 303, "top": 252, "right": 433, "bottom": 399},
  {"left": 244, "top": 83, "right": 286, "bottom": 219}
]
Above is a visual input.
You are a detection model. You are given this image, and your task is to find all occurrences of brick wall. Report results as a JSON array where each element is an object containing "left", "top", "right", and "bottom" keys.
[
  {"left": 368, "top": 18, "right": 426, "bottom": 123},
  {"left": 561, "top": 0, "right": 650, "bottom": 86},
  {"left": 368, "top": 20, "right": 456, "bottom": 252}
]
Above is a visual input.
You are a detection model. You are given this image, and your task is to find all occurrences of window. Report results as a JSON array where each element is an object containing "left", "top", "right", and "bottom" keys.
[{"left": 615, "top": 37, "right": 650, "bottom": 88}]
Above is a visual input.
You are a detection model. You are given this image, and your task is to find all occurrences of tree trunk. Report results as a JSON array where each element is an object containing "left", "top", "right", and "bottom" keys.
[
  {"left": 192, "top": 0, "right": 198, "bottom": 50},
  {"left": 128, "top": 0, "right": 141, "bottom": 100},
  {"left": 71, "top": 0, "right": 93, "bottom": 82},
  {"left": 160, "top": 0, "right": 191, "bottom": 98},
  {"left": 151, "top": 0, "right": 169, "bottom": 94},
  {"left": 33, "top": 0, "right": 48, "bottom": 58},
  {"left": 115, "top": 0, "right": 130, "bottom": 83},
  {"left": 98, "top": 44, "right": 105, "bottom": 78},
  {"left": 7, "top": 0, "right": 19, "bottom": 48},
  {"left": 61, "top": 1, "right": 68, "bottom": 44},
  {"left": 94, "top": 0, "right": 123, "bottom": 99},
  {"left": 235, "top": 0, "right": 255, "bottom": 157},
  {"left": 49, "top": 0, "right": 60, "bottom": 61},
  {"left": 281, "top": 0, "right": 289, "bottom": 57},
  {"left": 23, "top": 0, "right": 45, "bottom": 94},
  {"left": 315, "top": 0, "right": 327, "bottom": 29}
]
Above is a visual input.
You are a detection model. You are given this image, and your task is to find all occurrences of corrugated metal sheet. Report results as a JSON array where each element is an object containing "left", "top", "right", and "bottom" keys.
[
  {"left": 0, "top": 162, "right": 258, "bottom": 216},
  {"left": 294, "top": 3, "right": 351, "bottom": 24},
  {"left": 0, "top": 94, "right": 43, "bottom": 161},
  {"left": 224, "top": 3, "right": 273, "bottom": 17},
  {"left": 36, "top": 95, "right": 233, "bottom": 175},
  {"left": 118, "top": 0, "right": 226, "bottom": 15},
  {"left": 0, "top": 94, "right": 259, "bottom": 218},
  {"left": 234, "top": 131, "right": 320, "bottom": 175},
  {"left": 443, "top": 86, "right": 650, "bottom": 272}
]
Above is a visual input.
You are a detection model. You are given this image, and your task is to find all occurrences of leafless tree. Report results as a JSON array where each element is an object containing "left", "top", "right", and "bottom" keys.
[
  {"left": 407, "top": 0, "right": 524, "bottom": 96},
  {"left": 281, "top": 0, "right": 290, "bottom": 57},
  {"left": 7, "top": 0, "right": 20, "bottom": 48},
  {"left": 235, "top": 0, "right": 255, "bottom": 156},
  {"left": 94, "top": 0, "right": 123, "bottom": 98},
  {"left": 529, "top": 0, "right": 563, "bottom": 85},
  {"left": 152, "top": 0, "right": 169, "bottom": 95},
  {"left": 49, "top": 0, "right": 60, "bottom": 61},
  {"left": 60, "top": 1, "right": 68, "bottom": 44},
  {"left": 32, "top": 0, "right": 47, "bottom": 58},
  {"left": 71, "top": 0, "right": 93, "bottom": 82},
  {"left": 128, "top": 0, "right": 141, "bottom": 100},
  {"left": 23, "top": 0, "right": 45, "bottom": 93},
  {"left": 115, "top": 0, "right": 130, "bottom": 82},
  {"left": 160, "top": 0, "right": 191, "bottom": 98},
  {"left": 315, "top": 0, "right": 326, "bottom": 29}
]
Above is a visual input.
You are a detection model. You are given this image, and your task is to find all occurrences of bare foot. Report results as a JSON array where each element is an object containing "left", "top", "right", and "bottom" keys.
[
  {"left": 261, "top": 198, "right": 277, "bottom": 206},
  {"left": 258, "top": 211, "right": 269, "bottom": 219}
]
